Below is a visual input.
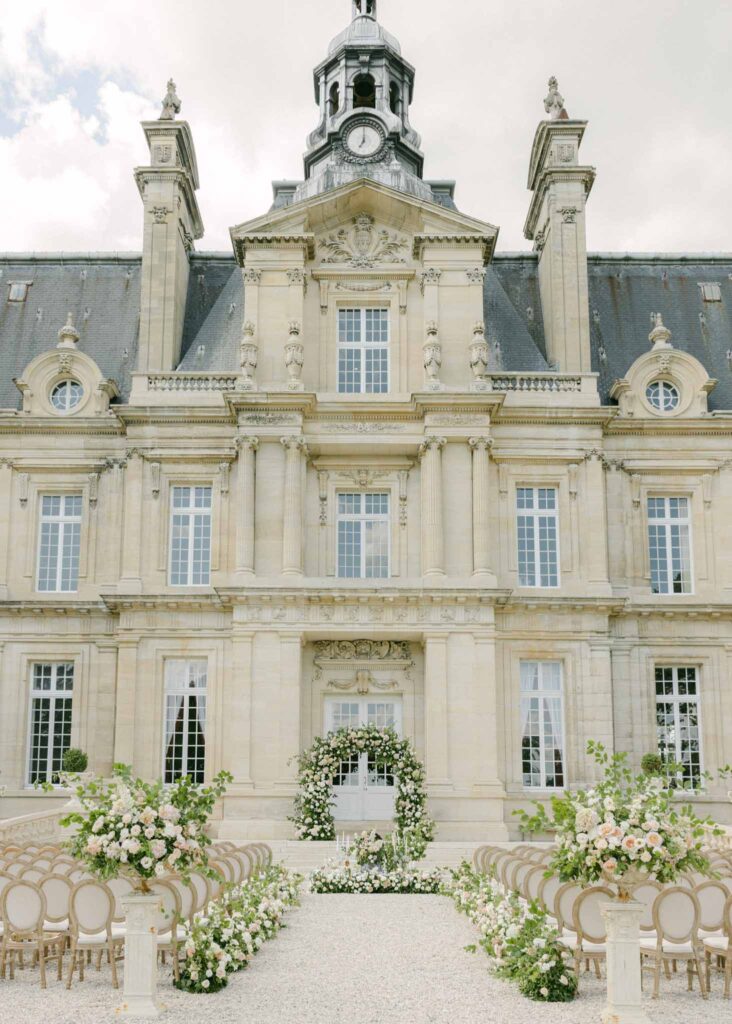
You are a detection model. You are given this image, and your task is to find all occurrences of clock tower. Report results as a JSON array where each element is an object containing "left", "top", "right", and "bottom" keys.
[{"left": 291, "top": 0, "right": 433, "bottom": 204}]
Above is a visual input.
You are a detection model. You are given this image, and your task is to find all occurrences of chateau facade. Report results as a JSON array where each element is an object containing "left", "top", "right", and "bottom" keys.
[{"left": 1, "top": 1, "right": 731, "bottom": 838}]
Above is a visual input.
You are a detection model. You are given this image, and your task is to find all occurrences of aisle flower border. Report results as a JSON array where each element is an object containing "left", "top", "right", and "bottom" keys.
[
  {"left": 176, "top": 865, "right": 302, "bottom": 994},
  {"left": 290, "top": 725, "right": 434, "bottom": 854},
  {"left": 310, "top": 865, "right": 444, "bottom": 894}
]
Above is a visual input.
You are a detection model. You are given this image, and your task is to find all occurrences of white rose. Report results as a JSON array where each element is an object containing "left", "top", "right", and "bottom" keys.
[{"left": 140, "top": 856, "right": 153, "bottom": 870}]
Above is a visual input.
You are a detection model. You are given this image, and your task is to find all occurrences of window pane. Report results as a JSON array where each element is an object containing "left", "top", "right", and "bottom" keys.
[
  {"left": 337, "top": 308, "right": 389, "bottom": 393},
  {"left": 655, "top": 665, "right": 701, "bottom": 786},
  {"left": 520, "top": 661, "right": 564, "bottom": 789},
  {"left": 28, "top": 663, "right": 74, "bottom": 784},
  {"left": 37, "top": 494, "right": 82, "bottom": 592},
  {"left": 647, "top": 497, "right": 692, "bottom": 596},
  {"left": 337, "top": 520, "right": 361, "bottom": 578},
  {"left": 164, "top": 660, "right": 207, "bottom": 783}
]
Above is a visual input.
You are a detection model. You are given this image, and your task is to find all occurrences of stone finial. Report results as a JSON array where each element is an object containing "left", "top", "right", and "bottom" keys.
[
  {"left": 649, "top": 312, "right": 673, "bottom": 349},
  {"left": 160, "top": 78, "right": 181, "bottom": 120},
  {"left": 544, "top": 76, "right": 568, "bottom": 120},
  {"left": 57, "top": 312, "right": 80, "bottom": 349},
  {"left": 353, "top": 0, "right": 376, "bottom": 18}
]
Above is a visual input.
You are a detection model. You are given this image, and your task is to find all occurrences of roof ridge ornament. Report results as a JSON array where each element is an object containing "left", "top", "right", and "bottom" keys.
[
  {"left": 352, "top": 0, "right": 377, "bottom": 19},
  {"left": 159, "top": 78, "right": 181, "bottom": 121},
  {"left": 649, "top": 312, "right": 673, "bottom": 349},
  {"left": 544, "top": 76, "right": 569, "bottom": 120},
  {"left": 57, "top": 312, "right": 80, "bottom": 349}
]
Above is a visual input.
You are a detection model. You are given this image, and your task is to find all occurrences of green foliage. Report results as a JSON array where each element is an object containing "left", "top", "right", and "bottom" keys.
[
  {"left": 61, "top": 748, "right": 88, "bottom": 773},
  {"left": 310, "top": 865, "right": 443, "bottom": 893},
  {"left": 641, "top": 753, "right": 664, "bottom": 776}
]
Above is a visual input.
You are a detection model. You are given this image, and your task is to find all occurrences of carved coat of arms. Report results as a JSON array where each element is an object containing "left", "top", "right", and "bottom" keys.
[{"left": 318, "top": 214, "right": 408, "bottom": 268}]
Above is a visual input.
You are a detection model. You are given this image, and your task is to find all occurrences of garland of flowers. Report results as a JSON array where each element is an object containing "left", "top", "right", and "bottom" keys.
[
  {"left": 61, "top": 764, "right": 232, "bottom": 891},
  {"left": 290, "top": 725, "right": 434, "bottom": 856},
  {"left": 176, "top": 865, "right": 302, "bottom": 994},
  {"left": 515, "top": 741, "right": 716, "bottom": 896},
  {"left": 311, "top": 865, "right": 443, "bottom": 894},
  {"left": 448, "top": 862, "right": 577, "bottom": 1003}
]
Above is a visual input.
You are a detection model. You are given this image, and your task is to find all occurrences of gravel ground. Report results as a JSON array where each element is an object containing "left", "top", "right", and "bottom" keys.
[{"left": 0, "top": 893, "right": 727, "bottom": 1023}]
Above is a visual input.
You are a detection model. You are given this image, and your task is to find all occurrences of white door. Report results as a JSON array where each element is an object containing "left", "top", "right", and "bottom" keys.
[{"left": 324, "top": 698, "right": 402, "bottom": 821}]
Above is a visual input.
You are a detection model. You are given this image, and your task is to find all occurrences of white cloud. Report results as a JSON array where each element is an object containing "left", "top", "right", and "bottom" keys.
[{"left": 0, "top": 0, "right": 730, "bottom": 253}]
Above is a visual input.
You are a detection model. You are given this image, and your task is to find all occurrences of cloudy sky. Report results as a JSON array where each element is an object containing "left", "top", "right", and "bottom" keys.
[{"left": 0, "top": 0, "right": 729, "bottom": 254}]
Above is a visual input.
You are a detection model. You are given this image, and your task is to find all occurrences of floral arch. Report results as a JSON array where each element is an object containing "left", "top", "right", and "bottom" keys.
[{"left": 291, "top": 725, "right": 434, "bottom": 851}]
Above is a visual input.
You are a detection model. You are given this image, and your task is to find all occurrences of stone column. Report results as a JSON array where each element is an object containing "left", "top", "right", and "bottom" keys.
[
  {"left": 113, "top": 640, "right": 138, "bottom": 767},
  {"left": 600, "top": 901, "right": 650, "bottom": 1024},
  {"left": 119, "top": 450, "right": 144, "bottom": 593},
  {"left": 225, "top": 629, "right": 255, "bottom": 786},
  {"left": 419, "top": 436, "right": 446, "bottom": 577},
  {"left": 423, "top": 633, "right": 450, "bottom": 786},
  {"left": 278, "top": 633, "right": 303, "bottom": 786},
  {"left": 281, "top": 437, "right": 308, "bottom": 575},
  {"left": 469, "top": 437, "right": 493, "bottom": 576},
  {"left": 0, "top": 460, "right": 13, "bottom": 598},
  {"left": 235, "top": 437, "right": 258, "bottom": 578},
  {"left": 119, "top": 892, "right": 162, "bottom": 1018}
]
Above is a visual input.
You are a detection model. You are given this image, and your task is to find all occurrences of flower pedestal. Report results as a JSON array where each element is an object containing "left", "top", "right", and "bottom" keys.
[
  {"left": 117, "top": 892, "right": 163, "bottom": 1019},
  {"left": 600, "top": 901, "right": 650, "bottom": 1024}
]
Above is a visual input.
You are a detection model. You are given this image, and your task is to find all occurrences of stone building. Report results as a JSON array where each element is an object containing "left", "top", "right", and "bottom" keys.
[{"left": 1, "top": 1, "right": 731, "bottom": 838}]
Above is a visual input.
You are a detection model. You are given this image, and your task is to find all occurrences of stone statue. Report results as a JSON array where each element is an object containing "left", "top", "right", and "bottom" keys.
[
  {"left": 543, "top": 76, "right": 568, "bottom": 120},
  {"left": 285, "top": 321, "right": 305, "bottom": 390},
  {"left": 160, "top": 79, "right": 181, "bottom": 121},
  {"left": 423, "top": 322, "right": 443, "bottom": 391},
  {"left": 240, "top": 322, "right": 258, "bottom": 389},
  {"left": 353, "top": 0, "right": 376, "bottom": 17}
]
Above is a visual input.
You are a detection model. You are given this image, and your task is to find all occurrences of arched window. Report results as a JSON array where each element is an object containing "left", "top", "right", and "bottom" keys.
[
  {"left": 353, "top": 73, "right": 376, "bottom": 109},
  {"left": 389, "top": 82, "right": 401, "bottom": 116},
  {"left": 329, "top": 82, "right": 340, "bottom": 117}
]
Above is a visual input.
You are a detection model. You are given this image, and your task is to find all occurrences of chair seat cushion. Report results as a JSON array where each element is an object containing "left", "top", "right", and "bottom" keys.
[
  {"left": 74, "top": 930, "right": 123, "bottom": 946},
  {"left": 44, "top": 919, "right": 69, "bottom": 932},
  {"left": 640, "top": 938, "right": 698, "bottom": 955},
  {"left": 703, "top": 936, "right": 729, "bottom": 953}
]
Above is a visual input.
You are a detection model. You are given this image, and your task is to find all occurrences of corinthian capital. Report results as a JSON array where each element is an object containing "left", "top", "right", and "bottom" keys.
[
  {"left": 418, "top": 436, "right": 447, "bottom": 460},
  {"left": 281, "top": 435, "right": 309, "bottom": 457},
  {"left": 468, "top": 436, "right": 493, "bottom": 453}
]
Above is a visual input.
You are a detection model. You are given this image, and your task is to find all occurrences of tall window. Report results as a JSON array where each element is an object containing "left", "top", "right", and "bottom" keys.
[
  {"left": 655, "top": 666, "right": 702, "bottom": 786},
  {"left": 516, "top": 487, "right": 559, "bottom": 587},
  {"left": 520, "top": 661, "right": 565, "bottom": 789},
  {"left": 169, "top": 486, "right": 212, "bottom": 586},
  {"left": 28, "top": 663, "right": 74, "bottom": 784},
  {"left": 647, "top": 496, "right": 692, "bottom": 594},
  {"left": 163, "top": 660, "right": 207, "bottom": 784},
  {"left": 337, "top": 308, "right": 389, "bottom": 394},
  {"left": 337, "top": 492, "right": 390, "bottom": 578},
  {"left": 37, "top": 494, "right": 82, "bottom": 592}
]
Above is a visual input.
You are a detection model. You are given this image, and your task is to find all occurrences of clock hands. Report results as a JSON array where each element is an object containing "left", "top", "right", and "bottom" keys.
[{"left": 359, "top": 127, "right": 367, "bottom": 149}]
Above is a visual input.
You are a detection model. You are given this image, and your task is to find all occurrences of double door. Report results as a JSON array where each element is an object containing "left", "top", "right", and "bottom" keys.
[{"left": 324, "top": 698, "right": 402, "bottom": 821}]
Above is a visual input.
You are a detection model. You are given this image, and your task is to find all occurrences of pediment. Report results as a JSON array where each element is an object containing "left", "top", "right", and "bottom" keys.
[
  {"left": 610, "top": 345, "right": 716, "bottom": 419},
  {"left": 230, "top": 178, "right": 499, "bottom": 266}
]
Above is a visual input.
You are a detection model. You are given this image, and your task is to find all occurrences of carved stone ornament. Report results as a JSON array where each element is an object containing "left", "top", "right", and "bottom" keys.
[
  {"left": 561, "top": 207, "right": 578, "bottom": 224},
  {"left": 339, "top": 467, "right": 390, "bottom": 487},
  {"left": 469, "top": 321, "right": 490, "bottom": 387},
  {"left": 419, "top": 268, "right": 442, "bottom": 293},
  {"left": 286, "top": 268, "right": 307, "bottom": 290},
  {"left": 466, "top": 267, "right": 486, "bottom": 285},
  {"left": 649, "top": 312, "right": 673, "bottom": 349},
  {"left": 534, "top": 228, "right": 546, "bottom": 254},
  {"left": 243, "top": 268, "right": 262, "bottom": 285},
  {"left": 314, "top": 639, "right": 411, "bottom": 662},
  {"left": 154, "top": 144, "right": 172, "bottom": 164},
  {"left": 544, "top": 76, "right": 568, "bottom": 120},
  {"left": 284, "top": 321, "right": 304, "bottom": 390},
  {"left": 318, "top": 213, "right": 409, "bottom": 268},
  {"left": 159, "top": 78, "right": 181, "bottom": 121},
  {"left": 423, "top": 321, "right": 443, "bottom": 390},
  {"left": 240, "top": 321, "right": 258, "bottom": 388},
  {"left": 57, "top": 312, "right": 79, "bottom": 349},
  {"left": 557, "top": 143, "right": 574, "bottom": 163},
  {"left": 152, "top": 206, "right": 172, "bottom": 224},
  {"left": 327, "top": 670, "right": 398, "bottom": 695}
]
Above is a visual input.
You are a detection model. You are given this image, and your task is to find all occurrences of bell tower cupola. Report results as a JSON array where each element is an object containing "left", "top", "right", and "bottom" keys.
[{"left": 293, "top": 0, "right": 432, "bottom": 203}]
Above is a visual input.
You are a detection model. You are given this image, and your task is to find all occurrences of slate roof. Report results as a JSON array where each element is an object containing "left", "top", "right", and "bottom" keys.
[{"left": 2, "top": 250, "right": 731, "bottom": 411}]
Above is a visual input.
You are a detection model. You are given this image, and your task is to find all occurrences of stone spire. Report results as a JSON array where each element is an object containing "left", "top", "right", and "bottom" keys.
[
  {"left": 159, "top": 78, "right": 181, "bottom": 121},
  {"left": 649, "top": 312, "right": 673, "bottom": 349},
  {"left": 57, "top": 312, "right": 79, "bottom": 349}
]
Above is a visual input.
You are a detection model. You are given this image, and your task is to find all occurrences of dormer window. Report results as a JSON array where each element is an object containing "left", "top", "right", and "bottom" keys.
[
  {"left": 329, "top": 82, "right": 340, "bottom": 117},
  {"left": 353, "top": 74, "right": 376, "bottom": 109},
  {"left": 8, "top": 281, "right": 31, "bottom": 303},
  {"left": 646, "top": 380, "right": 679, "bottom": 413}
]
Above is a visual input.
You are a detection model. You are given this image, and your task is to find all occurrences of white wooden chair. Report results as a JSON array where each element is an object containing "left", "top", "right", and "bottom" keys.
[
  {"left": 567, "top": 885, "right": 614, "bottom": 987},
  {"left": 149, "top": 879, "right": 182, "bottom": 981},
  {"left": 39, "top": 873, "right": 73, "bottom": 946},
  {"left": 640, "top": 887, "right": 707, "bottom": 999},
  {"left": 66, "top": 880, "right": 123, "bottom": 989},
  {"left": 19, "top": 866, "right": 46, "bottom": 884},
  {"left": 554, "top": 881, "right": 582, "bottom": 938},
  {"left": 695, "top": 880, "right": 728, "bottom": 939},
  {"left": 0, "top": 880, "right": 64, "bottom": 987},
  {"left": 704, "top": 894, "right": 731, "bottom": 998},
  {"left": 188, "top": 871, "right": 212, "bottom": 913},
  {"left": 538, "top": 874, "right": 562, "bottom": 918}
]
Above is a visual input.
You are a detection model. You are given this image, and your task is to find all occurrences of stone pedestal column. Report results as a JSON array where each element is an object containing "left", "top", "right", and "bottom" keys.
[
  {"left": 235, "top": 437, "right": 258, "bottom": 578},
  {"left": 119, "top": 450, "right": 143, "bottom": 593},
  {"left": 280, "top": 437, "right": 308, "bottom": 575},
  {"left": 469, "top": 437, "right": 493, "bottom": 576},
  {"left": 118, "top": 892, "right": 162, "bottom": 1018},
  {"left": 599, "top": 901, "right": 650, "bottom": 1024},
  {"left": 419, "top": 436, "right": 446, "bottom": 577}
]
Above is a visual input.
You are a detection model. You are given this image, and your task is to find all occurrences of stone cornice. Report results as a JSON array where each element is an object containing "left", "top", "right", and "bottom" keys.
[
  {"left": 524, "top": 165, "right": 596, "bottom": 240},
  {"left": 0, "top": 415, "right": 123, "bottom": 436},
  {"left": 114, "top": 406, "right": 236, "bottom": 427},
  {"left": 133, "top": 166, "right": 204, "bottom": 240},
  {"left": 606, "top": 417, "right": 732, "bottom": 437},
  {"left": 231, "top": 233, "right": 316, "bottom": 267},
  {"left": 412, "top": 233, "right": 497, "bottom": 264}
]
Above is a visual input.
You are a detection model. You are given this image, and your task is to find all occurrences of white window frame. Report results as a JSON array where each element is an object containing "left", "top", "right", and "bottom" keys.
[
  {"left": 516, "top": 486, "right": 560, "bottom": 588},
  {"left": 336, "top": 491, "right": 391, "bottom": 579},
  {"left": 27, "top": 662, "right": 74, "bottom": 784},
  {"left": 163, "top": 659, "right": 208, "bottom": 784},
  {"left": 168, "top": 485, "right": 212, "bottom": 587},
  {"left": 336, "top": 307, "right": 390, "bottom": 394},
  {"left": 647, "top": 495, "right": 693, "bottom": 595},
  {"left": 520, "top": 660, "right": 566, "bottom": 790},
  {"left": 37, "top": 493, "right": 83, "bottom": 593},
  {"left": 655, "top": 665, "right": 703, "bottom": 787}
]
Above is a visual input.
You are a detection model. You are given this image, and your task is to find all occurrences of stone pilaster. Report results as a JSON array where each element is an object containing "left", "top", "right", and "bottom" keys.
[
  {"left": 469, "top": 437, "right": 493, "bottom": 576},
  {"left": 113, "top": 640, "right": 139, "bottom": 767},
  {"left": 281, "top": 436, "right": 308, "bottom": 575},
  {"left": 277, "top": 633, "right": 303, "bottom": 787},
  {"left": 0, "top": 461, "right": 13, "bottom": 598},
  {"left": 423, "top": 633, "right": 450, "bottom": 786},
  {"left": 119, "top": 451, "right": 144, "bottom": 593},
  {"left": 225, "top": 629, "right": 255, "bottom": 787},
  {"left": 418, "top": 436, "right": 446, "bottom": 576},
  {"left": 235, "top": 437, "right": 258, "bottom": 578}
]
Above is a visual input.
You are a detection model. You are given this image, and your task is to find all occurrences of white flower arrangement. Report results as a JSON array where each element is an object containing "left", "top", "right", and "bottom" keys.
[
  {"left": 176, "top": 865, "right": 302, "bottom": 994},
  {"left": 310, "top": 863, "right": 444, "bottom": 894},
  {"left": 516, "top": 742, "right": 717, "bottom": 897},
  {"left": 61, "top": 764, "right": 232, "bottom": 891},
  {"left": 448, "top": 862, "right": 577, "bottom": 1003}
]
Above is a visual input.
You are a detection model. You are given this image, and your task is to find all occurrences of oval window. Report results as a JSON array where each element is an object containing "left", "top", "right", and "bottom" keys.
[
  {"left": 646, "top": 380, "right": 679, "bottom": 413},
  {"left": 50, "top": 379, "right": 84, "bottom": 413}
]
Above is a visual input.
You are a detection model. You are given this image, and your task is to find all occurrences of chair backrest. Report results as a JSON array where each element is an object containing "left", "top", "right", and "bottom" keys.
[
  {"left": 188, "top": 871, "right": 211, "bottom": 912},
  {"left": 106, "top": 876, "right": 134, "bottom": 923},
  {"left": 633, "top": 880, "right": 663, "bottom": 931},
  {"left": 538, "top": 874, "right": 562, "bottom": 916},
  {"left": 19, "top": 866, "right": 46, "bottom": 884},
  {"left": 34, "top": 858, "right": 53, "bottom": 872},
  {"left": 524, "top": 865, "right": 546, "bottom": 902},
  {"left": 555, "top": 882, "right": 583, "bottom": 932},
  {"left": 511, "top": 860, "right": 533, "bottom": 894},
  {"left": 39, "top": 873, "right": 73, "bottom": 924},
  {"left": 68, "top": 868, "right": 88, "bottom": 883},
  {"left": 695, "top": 880, "right": 728, "bottom": 932},
  {"left": 5, "top": 861, "right": 25, "bottom": 877},
  {"left": 499, "top": 856, "right": 521, "bottom": 887},
  {"left": 255, "top": 842, "right": 273, "bottom": 866},
  {"left": 209, "top": 859, "right": 232, "bottom": 885},
  {"left": 70, "top": 880, "right": 115, "bottom": 938},
  {"left": 245, "top": 844, "right": 264, "bottom": 869},
  {"left": 1, "top": 880, "right": 46, "bottom": 936},
  {"left": 215, "top": 842, "right": 235, "bottom": 853},
  {"left": 149, "top": 880, "right": 180, "bottom": 937},
  {"left": 224, "top": 855, "right": 243, "bottom": 885},
  {"left": 572, "top": 886, "right": 614, "bottom": 945},
  {"left": 167, "top": 876, "right": 195, "bottom": 921},
  {"left": 715, "top": 874, "right": 732, "bottom": 893},
  {"left": 232, "top": 848, "right": 254, "bottom": 880},
  {"left": 473, "top": 845, "right": 489, "bottom": 870},
  {"left": 50, "top": 860, "right": 76, "bottom": 876},
  {"left": 653, "top": 887, "right": 700, "bottom": 944},
  {"left": 724, "top": 894, "right": 732, "bottom": 938},
  {"left": 0, "top": 871, "right": 13, "bottom": 900}
]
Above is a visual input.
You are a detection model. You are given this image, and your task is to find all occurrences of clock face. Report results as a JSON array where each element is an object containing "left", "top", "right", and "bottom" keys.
[{"left": 345, "top": 122, "right": 383, "bottom": 158}]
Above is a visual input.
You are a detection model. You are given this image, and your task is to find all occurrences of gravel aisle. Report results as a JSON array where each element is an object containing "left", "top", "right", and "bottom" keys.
[{"left": 1, "top": 893, "right": 728, "bottom": 1023}]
